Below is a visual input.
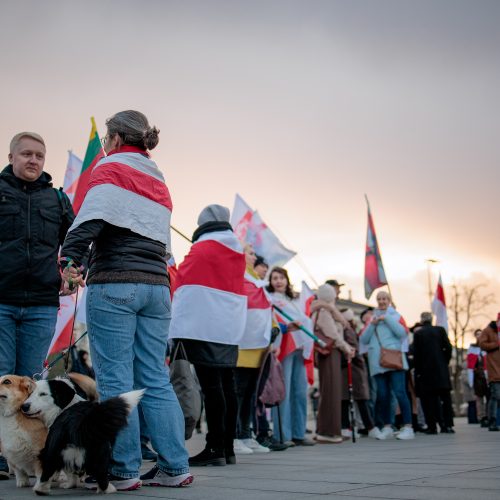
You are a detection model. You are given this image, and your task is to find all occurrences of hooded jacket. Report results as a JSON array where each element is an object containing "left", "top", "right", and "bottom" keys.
[
  {"left": 478, "top": 322, "right": 500, "bottom": 382},
  {"left": 0, "top": 165, "right": 74, "bottom": 306}
]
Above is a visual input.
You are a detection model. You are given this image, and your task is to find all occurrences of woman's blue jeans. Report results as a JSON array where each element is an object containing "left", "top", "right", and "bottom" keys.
[
  {"left": 87, "top": 283, "right": 189, "bottom": 478},
  {"left": 272, "top": 349, "right": 307, "bottom": 441},
  {"left": 374, "top": 370, "right": 412, "bottom": 426}
]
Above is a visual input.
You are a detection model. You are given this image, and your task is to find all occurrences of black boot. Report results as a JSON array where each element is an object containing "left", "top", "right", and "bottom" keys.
[
  {"left": 488, "top": 418, "right": 499, "bottom": 432},
  {"left": 480, "top": 416, "right": 490, "bottom": 428},
  {"left": 189, "top": 447, "right": 225, "bottom": 466}
]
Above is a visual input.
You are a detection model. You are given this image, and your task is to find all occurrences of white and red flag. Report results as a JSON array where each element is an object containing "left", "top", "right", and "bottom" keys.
[
  {"left": 431, "top": 273, "right": 448, "bottom": 332},
  {"left": 299, "top": 281, "right": 315, "bottom": 317},
  {"left": 62, "top": 151, "right": 83, "bottom": 204},
  {"left": 169, "top": 230, "right": 247, "bottom": 345},
  {"left": 231, "top": 194, "right": 296, "bottom": 267},
  {"left": 67, "top": 146, "right": 173, "bottom": 249},
  {"left": 240, "top": 273, "right": 272, "bottom": 349}
]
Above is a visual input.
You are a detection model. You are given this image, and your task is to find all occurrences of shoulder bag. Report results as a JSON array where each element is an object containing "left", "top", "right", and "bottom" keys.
[{"left": 374, "top": 327, "right": 403, "bottom": 370}]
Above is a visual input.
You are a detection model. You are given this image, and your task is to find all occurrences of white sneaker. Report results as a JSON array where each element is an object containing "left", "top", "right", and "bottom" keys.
[
  {"left": 396, "top": 427, "right": 415, "bottom": 440},
  {"left": 233, "top": 439, "right": 253, "bottom": 454},
  {"left": 368, "top": 427, "right": 385, "bottom": 440},
  {"left": 341, "top": 429, "right": 360, "bottom": 439},
  {"left": 381, "top": 426, "right": 394, "bottom": 439},
  {"left": 242, "top": 438, "right": 270, "bottom": 453}
]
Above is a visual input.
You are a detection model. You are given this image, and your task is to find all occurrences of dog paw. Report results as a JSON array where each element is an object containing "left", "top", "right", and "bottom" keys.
[
  {"left": 60, "top": 480, "right": 77, "bottom": 489},
  {"left": 33, "top": 480, "right": 51, "bottom": 496},
  {"left": 97, "top": 482, "right": 116, "bottom": 494},
  {"left": 16, "top": 478, "right": 30, "bottom": 488}
]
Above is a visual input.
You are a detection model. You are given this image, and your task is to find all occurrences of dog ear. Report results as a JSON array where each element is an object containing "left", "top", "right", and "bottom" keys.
[
  {"left": 21, "top": 377, "right": 36, "bottom": 395},
  {"left": 48, "top": 380, "right": 76, "bottom": 409}
]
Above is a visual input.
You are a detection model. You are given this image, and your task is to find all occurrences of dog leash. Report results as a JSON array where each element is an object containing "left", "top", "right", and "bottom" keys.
[{"left": 33, "top": 258, "right": 85, "bottom": 380}]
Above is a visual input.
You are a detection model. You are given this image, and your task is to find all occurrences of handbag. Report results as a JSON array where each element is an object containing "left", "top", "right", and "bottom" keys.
[
  {"left": 169, "top": 341, "right": 202, "bottom": 440},
  {"left": 374, "top": 327, "right": 403, "bottom": 370},
  {"left": 312, "top": 309, "right": 334, "bottom": 357}
]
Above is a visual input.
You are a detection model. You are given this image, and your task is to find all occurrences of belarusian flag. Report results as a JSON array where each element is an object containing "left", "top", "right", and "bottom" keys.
[
  {"left": 72, "top": 117, "right": 105, "bottom": 214},
  {"left": 364, "top": 196, "right": 388, "bottom": 299},
  {"left": 431, "top": 273, "right": 448, "bottom": 332}
]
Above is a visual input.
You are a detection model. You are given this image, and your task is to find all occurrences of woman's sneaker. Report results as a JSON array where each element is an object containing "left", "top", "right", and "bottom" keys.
[
  {"left": 234, "top": 439, "right": 253, "bottom": 454},
  {"left": 380, "top": 426, "right": 394, "bottom": 439},
  {"left": 84, "top": 474, "right": 141, "bottom": 491},
  {"left": 396, "top": 427, "right": 415, "bottom": 440},
  {"left": 242, "top": 438, "right": 270, "bottom": 453},
  {"left": 368, "top": 427, "right": 385, "bottom": 440},
  {"left": 315, "top": 434, "right": 343, "bottom": 444},
  {"left": 140, "top": 466, "right": 193, "bottom": 487}
]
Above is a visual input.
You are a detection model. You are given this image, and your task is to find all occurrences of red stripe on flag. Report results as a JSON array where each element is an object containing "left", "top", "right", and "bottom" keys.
[
  {"left": 243, "top": 280, "right": 271, "bottom": 309},
  {"left": 72, "top": 152, "right": 104, "bottom": 214},
  {"left": 174, "top": 240, "right": 245, "bottom": 295},
  {"left": 87, "top": 162, "right": 173, "bottom": 210},
  {"left": 436, "top": 282, "right": 446, "bottom": 305},
  {"left": 48, "top": 319, "right": 73, "bottom": 356}
]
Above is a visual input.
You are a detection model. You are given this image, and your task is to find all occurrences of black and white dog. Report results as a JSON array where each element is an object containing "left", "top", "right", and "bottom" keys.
[{"left": 28, "top": 383, "right": 143, "bottom": 495}]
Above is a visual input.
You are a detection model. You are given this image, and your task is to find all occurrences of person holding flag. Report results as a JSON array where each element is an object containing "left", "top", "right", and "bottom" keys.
[
  {"left": 360, "top": 291, "right": 414, "bottom": 440},
  {"left": 266, "top": 267, "right": 314, "bottom": 446}
]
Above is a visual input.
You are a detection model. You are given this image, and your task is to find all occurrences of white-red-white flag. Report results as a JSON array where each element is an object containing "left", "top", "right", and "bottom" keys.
[
  {"left": 231, "top": 194, "right": 296, "bottom": 267},
  {"left": 431, "top": 273, "right": 448, "bottom": 332},
  {"left": 63, "top": 151, "right": 83, "bottom": 204},
  {"left": 299, "top": 281, "right": 315, "bottom": 317}
]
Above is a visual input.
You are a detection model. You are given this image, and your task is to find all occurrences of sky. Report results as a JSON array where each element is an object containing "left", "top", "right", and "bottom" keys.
[{"left": 1, "top": 0, "right": 499, "bottom": 331}]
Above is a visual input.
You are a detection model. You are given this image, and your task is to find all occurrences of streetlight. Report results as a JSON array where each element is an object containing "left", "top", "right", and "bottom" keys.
[{"left": 425, "top": 258, "right": 439, "bottom": 311}]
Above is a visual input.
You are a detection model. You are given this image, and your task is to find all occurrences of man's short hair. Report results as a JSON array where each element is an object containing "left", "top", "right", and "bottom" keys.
[
  {"left": 420, "top": 312, "right": 433, "bottom": 323},
  {"left": 10, "top": 132, "right": 45, "bottom": 154}
]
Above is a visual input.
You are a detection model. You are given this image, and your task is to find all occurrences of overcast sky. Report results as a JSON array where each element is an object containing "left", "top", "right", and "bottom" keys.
[{"left": 1, "top": 0, "right": 499, "bottom": 328}]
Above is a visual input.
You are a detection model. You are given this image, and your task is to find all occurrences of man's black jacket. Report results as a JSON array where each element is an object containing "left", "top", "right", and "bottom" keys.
[{"left": 0, "top": 165, "right": 75, "bottom": 306}]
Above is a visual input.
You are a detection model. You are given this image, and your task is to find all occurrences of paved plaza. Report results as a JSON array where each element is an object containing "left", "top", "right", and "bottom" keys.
[{"left": 1, "top": 418, "right": 499, "bottom": 500}]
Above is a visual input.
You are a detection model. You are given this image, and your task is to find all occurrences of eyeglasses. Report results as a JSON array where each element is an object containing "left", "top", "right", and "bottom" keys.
[{"left": 100, "top": 136, "right": 107, "bottom": 147}]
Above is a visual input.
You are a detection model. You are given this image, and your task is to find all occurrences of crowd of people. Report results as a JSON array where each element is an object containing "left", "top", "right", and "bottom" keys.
[{"left": 1, "top": 110, "right": 499, "bottom": 491}]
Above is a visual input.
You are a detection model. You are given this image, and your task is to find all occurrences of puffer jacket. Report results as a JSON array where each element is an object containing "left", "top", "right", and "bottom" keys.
[
  {"left": 360, "top": 309, "right": 408, "bottom": 376},
  {"left": 0, "top": 165, "right": 74, "bottom": 306}
]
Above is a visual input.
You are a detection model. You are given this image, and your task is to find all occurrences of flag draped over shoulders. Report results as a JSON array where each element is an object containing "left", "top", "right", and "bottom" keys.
[
  {"left": 169, "top": 230, "right": 247, "bottom": 346},
  {"left": 67, "top": 146, "right": 173, "bottom": 248},
  {"left": 240, "top": 273, "right": 272, "bottom": 350}
]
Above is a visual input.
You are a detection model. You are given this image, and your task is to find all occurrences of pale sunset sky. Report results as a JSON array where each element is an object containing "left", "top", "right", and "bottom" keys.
[{"left": 1, "top": 0, "right": 499, "bottom": 331}]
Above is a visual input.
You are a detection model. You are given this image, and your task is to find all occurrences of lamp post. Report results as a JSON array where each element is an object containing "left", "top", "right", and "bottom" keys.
[{"left": 425, "top": 258, "right": 439, "bottom": 311}]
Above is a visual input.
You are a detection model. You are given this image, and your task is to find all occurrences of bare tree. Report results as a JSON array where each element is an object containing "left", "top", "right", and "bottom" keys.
[{"left": 447, "top": 282, "right": 495, "bottom": 408}]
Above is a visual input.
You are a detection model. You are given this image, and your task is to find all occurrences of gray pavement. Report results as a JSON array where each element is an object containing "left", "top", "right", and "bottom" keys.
[{"left": 1, "top": 418, "right": 499, "bottom": 500}]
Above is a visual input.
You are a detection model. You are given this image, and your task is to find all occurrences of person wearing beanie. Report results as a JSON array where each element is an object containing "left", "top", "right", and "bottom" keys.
[
  {"left": 310, "top": 284, "right": 355, "bottom": 443},
  {"left": 169, "top": 204, "right": 247, "bottom": 465},
  {"left": 478, "top": 320, "right": 500, "bottom": 431}
]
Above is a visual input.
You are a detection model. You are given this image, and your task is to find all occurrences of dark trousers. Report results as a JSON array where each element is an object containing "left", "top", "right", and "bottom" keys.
[
  {"left": 420, "top": 389, "right": 454, "bottom": 431},
  {"left": 194, "top": 364, "right": 237, "bottom": 452},
  {"left": 234, "top": 367, "right": 259, "bottom": 439},
  {"left": 341, "top": 399, "right": 374, "bottom": 430}
]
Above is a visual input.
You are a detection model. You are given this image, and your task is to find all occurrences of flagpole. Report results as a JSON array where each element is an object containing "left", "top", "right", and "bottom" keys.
[
  {"left": 171, "top": 225, "right": 192, "bottom": 243},
  {"left": 364, "top": 194, "right": 394, "bottom": 302}
]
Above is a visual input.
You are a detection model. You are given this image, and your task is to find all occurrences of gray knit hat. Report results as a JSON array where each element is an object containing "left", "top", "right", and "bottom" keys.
[{"left": 197, "top": 204, "right": 230, "bottom": 225}]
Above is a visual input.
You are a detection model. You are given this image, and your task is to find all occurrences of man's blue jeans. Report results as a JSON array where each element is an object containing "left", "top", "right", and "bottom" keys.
[
  {"left": 87, "top": 283, "right": 189, "bottom": 478},
  {"left": 374, "top": 370, "right": 412, "bottom": 425},
  {"left": 0, "top": 304, "right": 58, "bottom": 376},
  {"left": 272, "top": 349, "right": 307, "bottom": 441}
]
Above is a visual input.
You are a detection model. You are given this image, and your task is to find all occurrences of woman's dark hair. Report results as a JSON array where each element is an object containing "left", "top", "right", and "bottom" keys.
[
  {"left": 106, "top": 110, "right": 159, "bottom": 150},
  {"left": 266, "top": 266, "right": 294, "bottom": 299}
]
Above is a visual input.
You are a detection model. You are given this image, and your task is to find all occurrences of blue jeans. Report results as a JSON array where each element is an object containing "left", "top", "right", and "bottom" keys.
[
  {"left": 0, "top": 304, "right": 58, "bottom": 377},
  {"left": 375, "top": 370, "right": 412, "bottom": 426},
  {"left": 87, "top": 283, "right": 189, "bottom": 478},
  {"left": 272, "top": 349, "right": 307, "bottom": 441}
]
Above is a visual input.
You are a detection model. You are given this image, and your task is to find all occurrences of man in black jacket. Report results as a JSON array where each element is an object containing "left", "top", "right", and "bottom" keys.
[
  {"left": 0, "top": 130, "right": 75, "bottom": 397},
  {"left": 413, "top": 312, "right": 454, "bottom": 434}
]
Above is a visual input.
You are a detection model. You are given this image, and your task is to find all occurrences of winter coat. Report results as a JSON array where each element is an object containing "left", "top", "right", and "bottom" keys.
[
  {"left": 478, "top": 323, "right": 500, "bottom": 382},
  {"left": 0, "top": 165, "right": 74, "bottom": 306},
  {"left": 412, "top": 322, "right": 452, "bottom": 395},
  {"left": 360, "top": 307, "right": 409, "bottom": 376}
]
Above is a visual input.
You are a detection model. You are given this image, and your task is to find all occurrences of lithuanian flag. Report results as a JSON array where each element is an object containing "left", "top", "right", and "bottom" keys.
[{"left": 72, "top": 117, "right": 105, "bottom": 214}]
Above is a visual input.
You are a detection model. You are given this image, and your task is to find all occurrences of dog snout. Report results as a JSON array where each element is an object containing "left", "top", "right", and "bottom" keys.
[{"left": 21, "top": 402, "right": 31, "bottom": 413}]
